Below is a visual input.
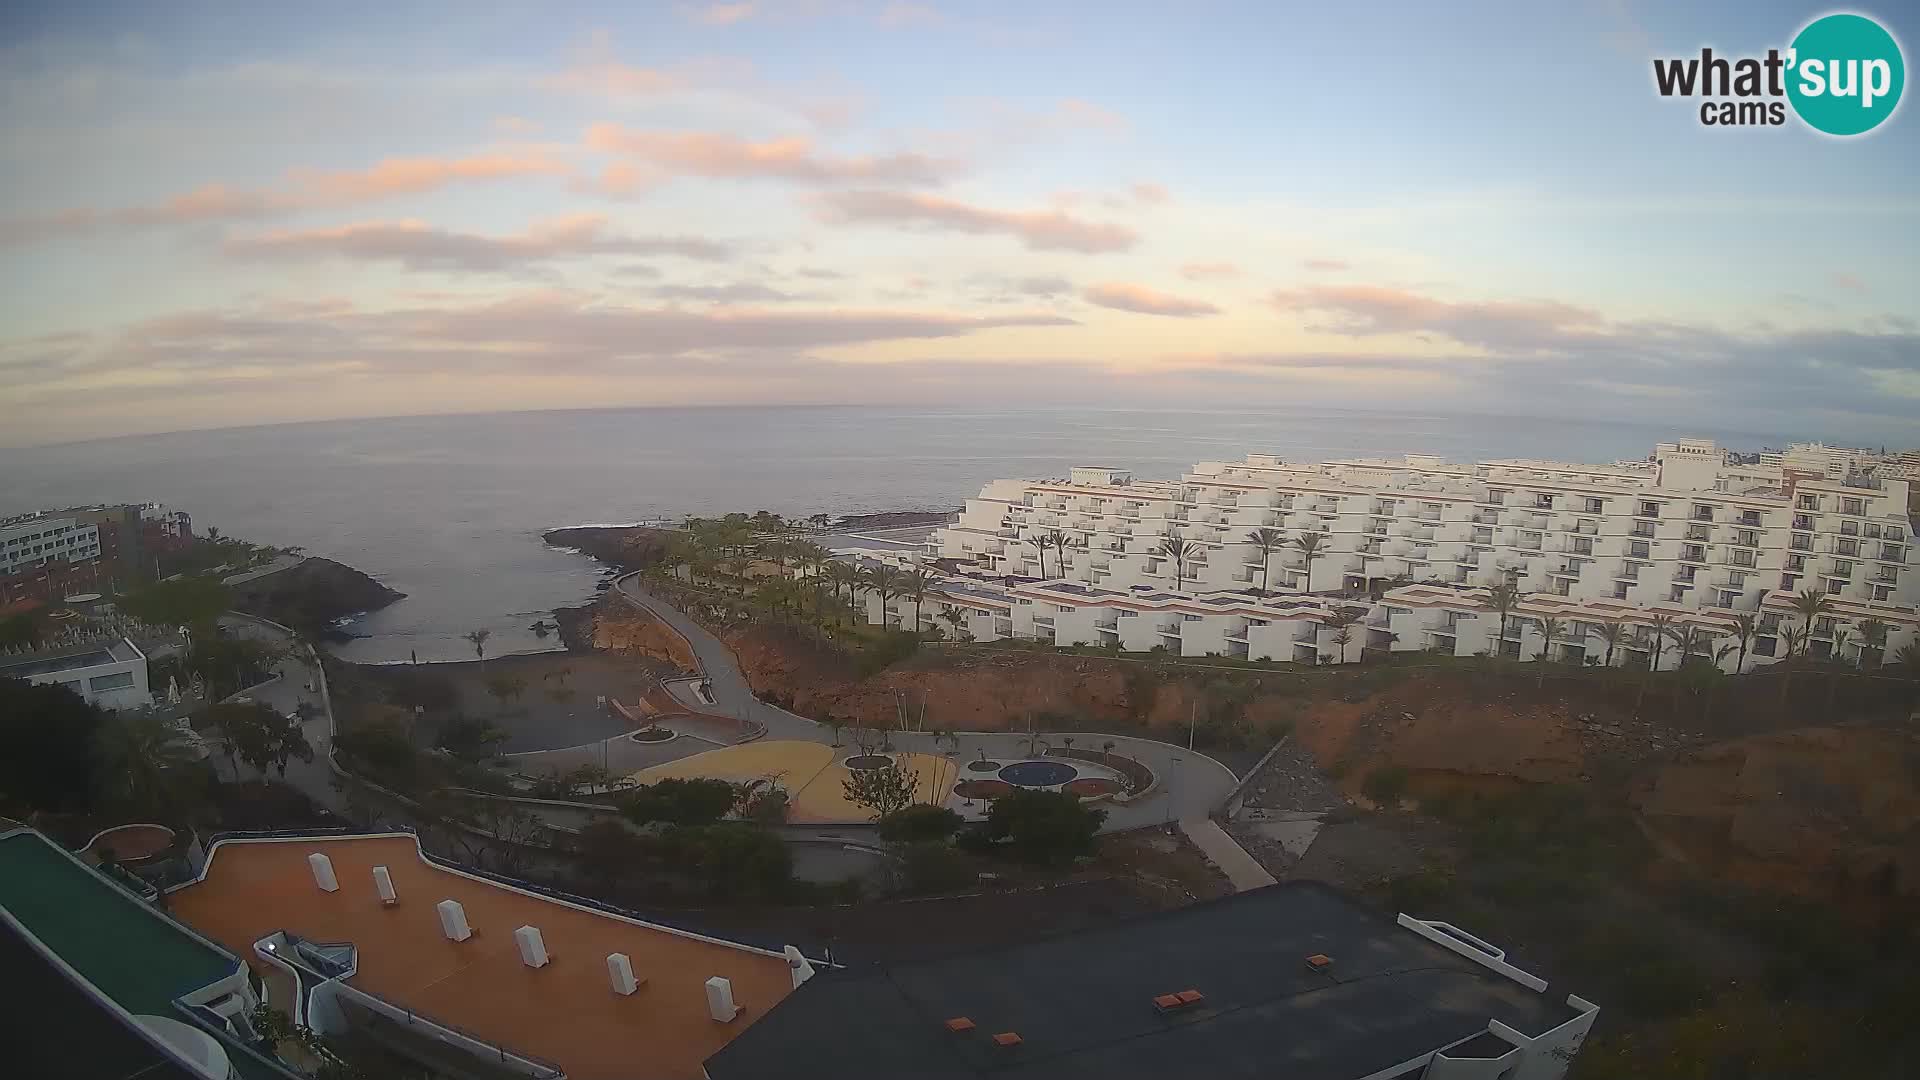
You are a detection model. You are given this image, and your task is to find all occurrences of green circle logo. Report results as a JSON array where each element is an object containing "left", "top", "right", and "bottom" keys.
[{"left": 1786, "top": 13, "right": 1905, "bottom": 136}]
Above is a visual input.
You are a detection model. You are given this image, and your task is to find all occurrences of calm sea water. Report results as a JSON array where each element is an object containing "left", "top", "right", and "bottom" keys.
[{"left": 1, "top": 405, "right": 1782, "bottom": 662}]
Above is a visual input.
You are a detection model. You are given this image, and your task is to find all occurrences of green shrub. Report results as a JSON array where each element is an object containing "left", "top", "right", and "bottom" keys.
[
  {"left": 1363, "top": 766, "right": 1408, "bottom": 804},
  {"left": 878, "top": 804, "right": 962, "bottom": 844},
  {"left": 897, "top": 842, "right": 978, "bottom": 894}
]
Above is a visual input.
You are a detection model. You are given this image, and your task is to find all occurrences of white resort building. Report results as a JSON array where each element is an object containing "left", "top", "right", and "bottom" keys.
[{"left": 860, "top": 438, "right": 1918, "bottom": 673}]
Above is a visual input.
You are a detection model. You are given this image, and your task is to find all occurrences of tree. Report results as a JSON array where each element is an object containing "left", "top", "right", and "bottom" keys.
[
  {"left": 1779, "top": 623, "right": 1807, "bottom": 708},
  {"left": 1326, "top": 607, "right": 1363, "bottom": 663},
  {"left": 1855, "top": 617, "right": 1890, "bottom": 671},
  {"left": 1728, "top": 612, "right": 1758, "bottom": 674},
  {"left": 1892, "top": 643, "right": 1920, "bottom": 712},
  {"left": 121, "top": 576, "right": 231, "bottom": 628},
  {"left": 484, "top": 674, "right": 526, "bottom": 709},
  {"left": 1486, "top": 581, "right": 1521, "bottom": 656},
  {"left": 463, "top": 629, "right": 491, "bottom": 671},
  {"left": 940, "top": 606, "right": 971, "bottom": 642},
  {"left": 1245, "top": 527, "right": 1285, "bottom": 595},
  {"left": 1292, "top": 531, "right": 1326, "bottom": 592},
  {"left": 621, "top": 777, "right": 739, "bottom": 826},
  {"left": 433, "top": 714, "right": 507, "bottom": 764},
  {"left": 842, "top": 761, "right": 919, "bottom": 820},
  {"left": 983, "top": 789, "right": 1106, "bottom": 864},
  {"left": 866, "top": 564, "right": 901, "bottom": 627},
  {"left": 1787, "top": 588, "right": 1833, "bottom": 658},
  {"left": 1636, "top": 613, "right": 1675, "bottom": 717},
  {"left": 661, "top": 822, "right": 792, "bottom": 900},
  {"left": 1155, "top": 536, "right": 1201, "bottom": 592},
  {"left": 332, "top": 718, "right": 421, "bottom": 791},
  {"left": 826, "top": 562, "right": 859, "bottom": 624},
  {"left": 1595, "top": 620, "right": 1627, "bottom": 669},
  {"left": 203, "top": 701, "right": 314, "bottom": 780},
  {"left": 1042, "top": 528, "right": 1073, "bottom": 580},
  {"left": 93, "top": 712, "right": 202, "bottom": 816},
  {"left": 879, "top": 804, "right": 963, "bottom": 844},
  {"left": 1536, "top": 617, "right": 1566, "bottom": 687},
  {"left": 1826, "top": 627, "right": 1854, "bottom": 716},
  {"left": 904, "top": 566, "right": 935, "bottom": 633},
  {"left": 0, "top": 678, "right": 106, "bottom": 814}
]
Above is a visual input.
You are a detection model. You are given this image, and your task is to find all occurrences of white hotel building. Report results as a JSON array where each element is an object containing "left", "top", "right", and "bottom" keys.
[
  {"left": 0, "top": 515, "right": 102, "bottom": 577},
  {"left": 904, "top": 438, "right": 1918, "bottom": 672}
]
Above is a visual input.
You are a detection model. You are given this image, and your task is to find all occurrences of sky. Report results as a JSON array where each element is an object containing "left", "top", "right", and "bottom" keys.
[{"left": 1, "top": 0, "right": 1916, "bottom": 447}]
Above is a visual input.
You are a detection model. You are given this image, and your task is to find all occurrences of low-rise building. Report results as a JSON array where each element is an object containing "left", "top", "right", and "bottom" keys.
[{"left": 0, "top": 635, "right": 152, "bottom": 709}]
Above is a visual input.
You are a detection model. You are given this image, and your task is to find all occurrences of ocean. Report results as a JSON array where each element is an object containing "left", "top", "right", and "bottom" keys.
[{"left": 1, "top": 405, "right": 1785, "bottom": 663}]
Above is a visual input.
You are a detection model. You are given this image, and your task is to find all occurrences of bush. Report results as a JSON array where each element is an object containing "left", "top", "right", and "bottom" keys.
[
  {"left": 897, "top": 842, "right": 978, "bottom": 895},
  {"left": 621, "top": 777, "right": 740, "bottom": 826},
  {"left": 659, "top": 822, "right": 792, "bottom": 900},
  {"left": 1362, "top": 766, "right": 1409, "bottom": 806},
  {"left": 878, "top": 804, "right": 962, "bottom": 844},
  {"left": 984, "top": 789, "right": 1105, "bottom": 865}
]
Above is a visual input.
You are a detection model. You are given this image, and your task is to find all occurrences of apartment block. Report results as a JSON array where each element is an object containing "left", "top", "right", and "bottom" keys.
[
  {"left": 916, "top": 439, "right": 1918, "bottom": 671},
  {"left": 0, "top": 514, "right": 101, "bottom": 576}
]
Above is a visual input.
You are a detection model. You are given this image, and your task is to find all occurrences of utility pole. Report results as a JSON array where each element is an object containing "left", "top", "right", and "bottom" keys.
[{"left": 1188, "top": 702, "right": 1197, "bottom": 750}]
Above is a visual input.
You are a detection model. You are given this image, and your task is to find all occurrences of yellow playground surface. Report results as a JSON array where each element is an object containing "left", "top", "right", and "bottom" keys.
[{"left": 626, "top": 740, "right": 960, "bottom": 823}]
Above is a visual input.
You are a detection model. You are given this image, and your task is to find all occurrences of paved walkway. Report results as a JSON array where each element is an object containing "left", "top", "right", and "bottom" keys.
[
  {"left": 1178, "top": 817, "right": 1278, "bottom": 892},
  {"left": 216, "top": 613, "right": 346, "bottom": 813},
  {"left": 611, "top": 575, "right": 1242, "bottom": 831}
]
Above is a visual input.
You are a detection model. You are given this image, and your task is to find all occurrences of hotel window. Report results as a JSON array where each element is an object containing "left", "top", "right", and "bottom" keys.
[
  {"left": 1790, "top": 533, "right": 1813, "bottom": 551},
  {"left": 1638, "top": 501, "right": 1660, "bottom": 517},
  {"left": 1668, "top": 585, "right": 1686, "bottom": 602},
  {"left": 1692, "top": 504, "right": 1714, "bottom": 521},
  {"left": 973, "top": 609, "right": 991, "bottom": 617},
  {"left": 1629, "top": 540, "right": 1651, "bottom": 558},
  {"left": 1612, "top": 584, "right": 1629, "bottom": 599},
  {"left": 1786, "top": 554, "right": 1805, "bottom": 572},
  {"left": 1889, "top": 527, "right": 1906, "bottom": 542},
  {"left": 1832, "top": 560, "right": 1854, "bottom": 577},
  {"left": 1874, "top": 585, "right": 1894, "bottom": 601},
  {"left": 1731, "top": 550, "right": 1755, "bottom": 568},
  {"left": 1183, "top": 614, "right": 1203, "bottom": 622},
  {"left": 1780, "top": 574, "right": 1799, "bottom": 591},
  {"left": 1632, "top": 520, "right": 1656, "bottom": 538},
  {"left": 1797, "top": 494, "right": 1819, "bottom": 510},
  {"left": 1686, "top": 524, "right": 1710, "bottom": 542},
  {"left": 1841, "top": 520, "right": 1860, "bottom": 536},
  {"left": 1842, "top": 497, "right": 1865, "bottom": 515},
  {"left": 1583, "top": 497, "right": 1604, "bottom": 514},
  {"left": 1837, "top": 538, "right": 1859, "bottom": 556},
  {"left": 1719, "top": 590, "right": 1739, "bottom": 607},
  {"left": 1733, "top": 530, "right": 1758, "bottom": 547}
]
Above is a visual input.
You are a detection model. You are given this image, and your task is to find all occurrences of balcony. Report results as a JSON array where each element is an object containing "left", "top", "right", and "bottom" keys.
[
  {"left": 1691, "top": 509, "right": 1714, "bottom": 522},
  {"left": 1737, "top": 511, "right": 1762, "bottom": 527},
  {"left": 1792, "top": 514, "right": 1814, "bottom": 530},
  {"left": 1615, "top": 564, "right": 1642, "bottom": 582}
]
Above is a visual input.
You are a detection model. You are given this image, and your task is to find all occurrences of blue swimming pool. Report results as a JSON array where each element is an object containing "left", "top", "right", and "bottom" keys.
[{"left": 998, "top": 760, "right": 1078, "bottom": 787}]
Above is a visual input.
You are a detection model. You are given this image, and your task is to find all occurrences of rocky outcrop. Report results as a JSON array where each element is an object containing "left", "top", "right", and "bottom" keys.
[
  {"left": 543, "top": 526, "right": 677, "bottom": 572},
  {"left": 228, "top": 557, "right": 403, "bottom": 631},
  {"left": 590, "top": 601, "right": 700, "bottom": 673}
]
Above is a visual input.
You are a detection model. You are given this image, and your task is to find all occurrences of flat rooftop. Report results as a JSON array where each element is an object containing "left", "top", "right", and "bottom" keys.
[
  {"left": 0, "top": 640, "right": 136, "bottom": 679},
  {"left": 706, "top": 882, "right": 1580, "bottom": 1080},
  {"left": 169, "top": 833, "right": 797, "bottom": 1080},
  {"left": 0, "top": 830, "right": 237, "bottom": 1018}
]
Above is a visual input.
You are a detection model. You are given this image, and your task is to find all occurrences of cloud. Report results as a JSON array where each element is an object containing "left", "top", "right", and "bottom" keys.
[
  {"left": 1, "top": 153, "right": 566, "bottom": 245},
  {"left": 686, "top": 2, "right": 758, "bottom": 24},
  {"left": 1083, "top": 282, "right": 1221, "bottom": 317},
  {"left": 651, "top": 282, "right": 809, "bottom": 303},
  {"left": 1302, "top": 257, "right": 1350, "bottom": 272},
  {"left": 1269, "top": 283, "right": 1604, "bottom": 351},
  {"left": 812, "top": 190, "right": 1138, "bottom": 252},
  {"left": 1058, "top": 98, "right": 1128, "bottom": 133},
  {"left": 1179, "top": 261, "right": 1241, "bottom": 281},
  {"left": 585, "top": 125, "right": 962, "bottom": 187},
  {"left": 877, "top": 2, "right": 942, "bottom": 27},
  {"left": 1832, "top": 271, "right": 1870, "bottom": 293},
  {"left": 1130, "top": 182, "right": 1170, "bottom": 204},
  {"left": 226, "top": 215, "right": 732, "bottom": 271}
]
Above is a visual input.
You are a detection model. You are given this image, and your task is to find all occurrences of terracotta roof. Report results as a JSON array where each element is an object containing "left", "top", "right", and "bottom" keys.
[{"left": 168, "top": 834, "right": 795, "bottom": 1080}]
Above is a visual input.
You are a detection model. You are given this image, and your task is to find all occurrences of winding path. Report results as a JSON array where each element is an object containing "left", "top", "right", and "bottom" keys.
[{"left": 610, "top": 574, "right": 1242, "bottom": 831}]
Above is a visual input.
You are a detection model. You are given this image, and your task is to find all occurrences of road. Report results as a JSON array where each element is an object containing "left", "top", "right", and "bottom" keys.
[{"left": 610, "top": 574, "right": 1242, "bottom": 831}]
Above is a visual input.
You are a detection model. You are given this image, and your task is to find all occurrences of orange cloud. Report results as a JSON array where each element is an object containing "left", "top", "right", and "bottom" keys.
[
  {"left": 1, "top": 153, "right": 568, "bottom": 245},
  {"left": 1179, "top": 261, "right": 1241, "bottom": 281},
  {"left": 1269, "top": 283, "right": 1605, "bottom": 350},
  {"left": 813, "top": 190, "right": 1137, "bottom": 252},
  {"left": 586, "top": 125, "right": 961, "bottom": 185},
  {"left": 1130, "top": 181, "right": 1170, "bottom": 204},
  {"left": 1302, "top": 257, "right": 1350, "bottom": 272},
  {"left": 1083, "top": 282, "right": 1220, "bottom": 317},
  {"left": 226, "top": 215, "right": 732, "bottom": 270},
  {"left": 688, "top": 2, "right": 758, "bottom": 24}
]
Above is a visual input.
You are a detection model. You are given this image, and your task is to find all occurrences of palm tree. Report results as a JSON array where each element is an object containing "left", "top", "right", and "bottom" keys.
[
  {"left": 1855, "top": 617, "right": 1890, "bottom": 671},
  {"left": 464, "top": 629, "right": 491, "bottom": 673},
  {"left": 1245, "top": 527, "right": 1285, "bottom": 595},
  {"left": 1536, "top": 616, "right": 1565, "bottom": 687},
  {"left": 939, "top": 606, "right": 969, "bottom": 641},
  {"left": 1155, "top": 536, "right": 1200, "bottom": 591},
  {"left": 823, "top": 562, "right": 855, "bottom": 623},
  {"left": 1779, "top": 623, "right": 1807, "bottom": 708},
  {"left": 1486, "top": 581, "right": 1521, "bottom": 657},
  {"left": 1787, "top": 588, "right": 1833, "bottom": 658},
  {"left": 1728, "top": 612, "right": 1758, "bottom": 675},
  {"left": 1634, "top": 613, "right": 1674, "bottom": 716},
  {"left": 904, "top": 566, "right": 935, "bottom": 633},
  {"left": 1292, "top": 531, "right": 1326, "bottom": 592},
  {"left": 1826, "top": 627, "right": 1853, "bottom": 716},
  {"left": 1327, "top": 608, "right": 1363, "bottom": 663},
  {"left": 94, "top": 713, "right": 200, "bottom": 814},
  {"left": 867, "top": 564, "right": 901, "bottom": 628},
  {"left": 1041, "top": 528, "right": 1072, "bottom": 579},
  {"left": 1595, "top": 620, "right": 1627, "bottom": 669}
]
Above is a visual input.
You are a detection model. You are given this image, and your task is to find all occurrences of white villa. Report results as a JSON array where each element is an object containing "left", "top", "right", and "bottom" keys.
[{"left": 849, "top": 438, "right": 1919, "bottom": 672}]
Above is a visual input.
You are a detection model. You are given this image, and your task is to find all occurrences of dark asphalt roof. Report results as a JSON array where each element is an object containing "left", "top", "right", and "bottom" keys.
[{"left": 705, "top": 882, "right": 1578, "bottom": 1080}]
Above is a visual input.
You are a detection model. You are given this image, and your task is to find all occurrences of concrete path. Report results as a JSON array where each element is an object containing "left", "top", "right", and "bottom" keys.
[
  {"left": 1179, "top": 817, "right": 1278, "bottom": 892},
  {"left": 610, "top": 574, "right": 1243, "bottom": 831},
  {"left": 216, "top": 613, "right": 346, "bottom": 813}
]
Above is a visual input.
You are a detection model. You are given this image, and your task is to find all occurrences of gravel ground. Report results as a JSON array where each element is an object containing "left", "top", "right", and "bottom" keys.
[{"left": 1236, "top": 737, "right": 1345, "bottom": 814}]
